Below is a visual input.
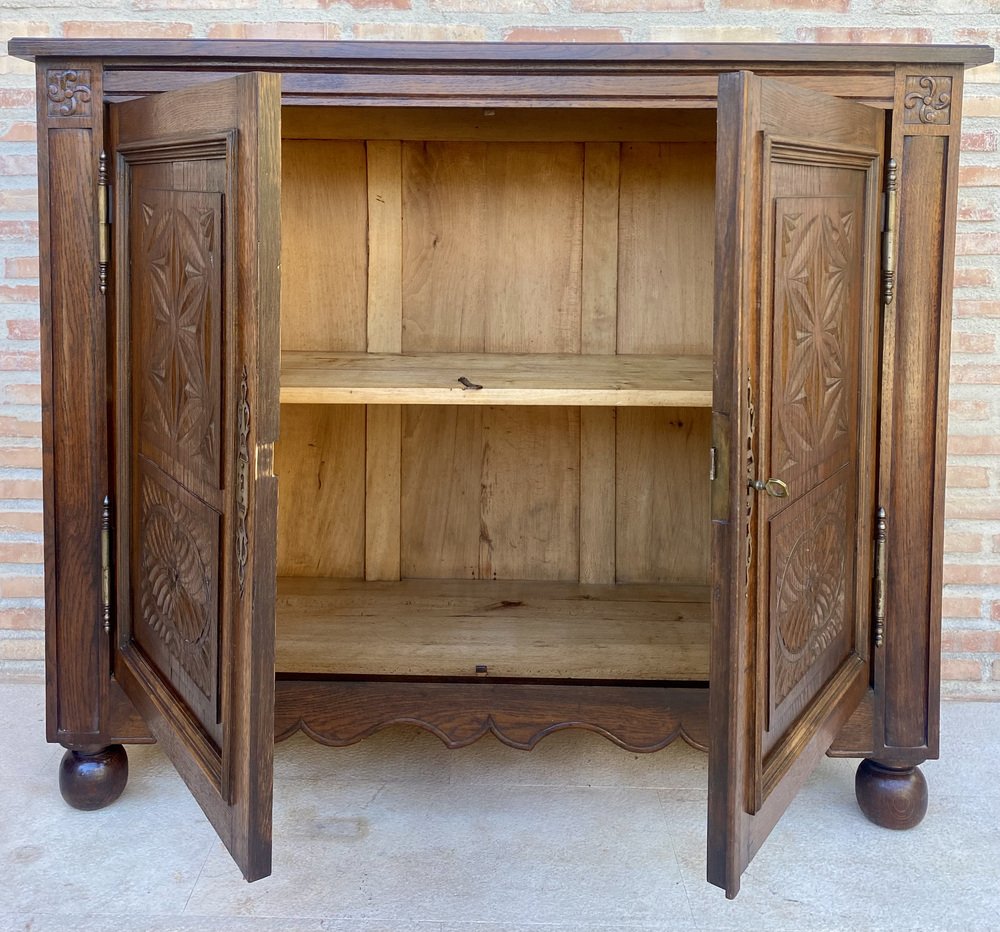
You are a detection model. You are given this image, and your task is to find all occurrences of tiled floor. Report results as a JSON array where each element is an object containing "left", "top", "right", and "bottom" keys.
[{"left": 1, "top": 682, "right": 998, "bottom": 931}]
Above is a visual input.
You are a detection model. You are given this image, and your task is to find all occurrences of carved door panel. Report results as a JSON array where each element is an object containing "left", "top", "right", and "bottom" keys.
[
  {"left": 709, "top": 72, "right": 882, "bottom": 897},
  {"left": 110, "top": 74, "right": 280, "bottom": 881}
]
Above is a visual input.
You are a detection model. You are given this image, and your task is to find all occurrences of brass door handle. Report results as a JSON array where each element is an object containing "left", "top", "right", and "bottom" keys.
[{"left": 751, "top": 477, "right": 789, "bottom": 498}]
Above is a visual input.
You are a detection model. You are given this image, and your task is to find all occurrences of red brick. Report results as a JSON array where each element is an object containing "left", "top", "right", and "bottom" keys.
[
  {"left": 949, "top": 399, "right": 991, "bottom": 421},
  {"left": 944, "top": 564, "right": 1000, "bottom": 585},
  {"left": 942, "top": 596, "right": 983, "bottom": 619},
  {"left": 505, "top": 27, "right": 626, "bottom": 42},
  {"left": 942, "top": 630, "right": 1000, "bottom": 653},
  {"left": 954, "top": 267, "right": 994, "bottom": 289},
  {"left": 951, "top": 364, "right": 1000, "bottom": 385},
  {"left": 0, "top": 221, "right": 39, "bottom": 243},
  {"left": 949, "top": 435, "right": 1000, "bottom": 455},
  {"left": 952, "top": 331, "right": 995, "bottom": 354},
  {"left": 136, "top": 0, "right": 257, "bottom": 7},
  {"left": 946, "top": 498, "right": 1000, "bottom": 520},
  {"left": 0, "top": 285, "right": 39, "bottom": 305},
  {"left": 992, "top": 660, "right": 1000, "bottom": 681},
  {"left": 796, "top": 27, "right": 932, "bottom": 44},
  {"left": 0, "top": 191, "right": 39, "bottom": 213},
  {"left": 0, "top": 351, "right": 41, "bottom": 371},
  {"left": 0, "top": 639, "right": 44, "bottom": 663},
  {"left": 958, "top": 199, "right": 996, "bottom": 223},
  {"left": 0, "top": 418, "right": 40, "bottom": 439},
  {"left": 956, "top": 29, "right": 1000, "bottom": 44},
  {"left": 0, "top": 155, "right": 36, "bottom": 176},
  {"left": 0, "top": 575, "right": 44, "bottom": 599},
  {"left": 0, "top": 479, "right": 42, "bottom": 500},
  {"left": 431, "top": 0, "right": 549, "bottom": 11},
  {"left": 728, "top": 0, "right": 846, "bottom": 7},
  {"left": 290, "top": 0, "right": 411, "bottom": 9},
  {"left": 207, "top": 23, "right": 338, "bottom": 39},
  {"left": 0, "top": 122, "right": 35, "bottom": 143},
  {"left": 0, "top": 542, "right": 43, "bottom": 564},
  {"left": 959, "top": 166, "right": 1000, "bottom": 187},
  {"left": 994, "top": 535, "right": 1000, "bottom": 553},
  {"left": 944, "top": 531, "right": 984, "bottom": 554},
  {"left": 62, "top": 21, "right": 194, "bottom": 39},
  {"left": 6, "top": 319, "right": 39, "bottom": 340},
  {"left": 955, "top": 300, "right": 1000, "bottom": 318},
  {"left": 0, "top": 608, "right": 44, "bottom": 631},
  {"left": 1, "top": 385, "right": 41, "bottom": 405},
  {"left": 965, "top": 98, "right": 1000, "bottom": 119},
  {"left": 573, "top": 0, "right": 701, "bottom": 9},
  {"left": 0, "top": 512, "right": 43, "bottom": 534},
  {"left": 947, "top": 465, "right": 990, "bottom": 488},
  {"left": 3, "top": 257, "right": 39, "bottom": 279},
  {"left": 0, "top": 446, "right": 41, "bottom": 468},
  {"left": 956, "top": 232, "right": 1000, "bottom": 256},
  {"left": 353, "top": 24, "right": 487, "bottom": 39},
  {"left": 940, "top": 659, "right": 983, "bottom": 682},
  {"left": 962, "top": 130, "right": 999, "bottom": 153},
  {"left": 0, "top": 89, "right": 35, "bottom": 109}
]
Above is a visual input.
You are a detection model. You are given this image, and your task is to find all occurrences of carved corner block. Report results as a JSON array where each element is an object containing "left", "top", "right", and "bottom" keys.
[
  {"left": 46, "top": 68, "right": 93, "bottom": 117},
  {"left": 903, "top": 75, "right": 953, "bottom": 126}
]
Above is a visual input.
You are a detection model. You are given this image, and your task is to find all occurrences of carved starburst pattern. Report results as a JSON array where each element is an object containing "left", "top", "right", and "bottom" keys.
[
  {"left": 140, "top": 200, "right": 219, "bottom": 479},
  {"left": 774, "top": 208, "right": 854, "bottom": 474},
  {"left": 772, "top": 485, "right": 848, "bottom": 704},
  {"left": 139, "top": 479, "right": 213, "bottom": 699}
]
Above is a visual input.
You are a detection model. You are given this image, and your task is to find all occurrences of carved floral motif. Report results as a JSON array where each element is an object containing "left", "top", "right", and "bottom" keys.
[
  {"left": 138, "top": 477, "right": 214, "bottom": 700},
  {"left": 772, "top": 484, "right": 848, "bottom": 705},
  {"left": 903, "top": 75, "right": 952, "bottom": 125},
  {"left": 46, "top": 69, "right": 92, "bottom": 117}
]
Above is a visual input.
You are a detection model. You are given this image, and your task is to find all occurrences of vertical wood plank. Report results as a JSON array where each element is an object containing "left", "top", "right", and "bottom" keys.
[
  {"left": 579, "top": 143, "right": 620, "bottom": 584},
  {"left": 276, "top": 405, "right": 365, "bottom": 578},
  {"left": 618, "top": 142, "right": 715, "bottom": 356},
  {"left": 401, "top": 406, "right": 481, "bottom": 579},
  {"left": 579, "top": 408, "right": 616, "bottom": 584},
  {"left": 480, "top": 406, "right": 580, "bottom": 581},
  {"left": 365, "top": 141, "right": 403, "bottom": 580},
  {"left": 365, "top": 404, "right": 402, "bottom": 581},
  {"left": 367, "top": 140, "right": 403, "bottom": 353},
  {"left": 281, "top": 140, "right": 368, "bottom": 352},
  {"left": 581, "top": 142, "right": 620, "bottom": 355}
]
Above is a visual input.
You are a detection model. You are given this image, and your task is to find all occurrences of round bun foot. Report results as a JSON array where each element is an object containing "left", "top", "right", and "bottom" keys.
[
  {"left": 58, "top": 744, "right": 129, "bottom": 811},
  {"left": 855, "top": 758, "right": 928, "bottom": 830}
]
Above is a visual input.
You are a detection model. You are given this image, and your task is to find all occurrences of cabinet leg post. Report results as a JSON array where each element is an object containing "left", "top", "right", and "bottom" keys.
[
  {"left": 58, "top": 744, "right": 129, "bottom": 811},
  {"left": 854, "top": 758, "right": 928, "bottom": 830}
]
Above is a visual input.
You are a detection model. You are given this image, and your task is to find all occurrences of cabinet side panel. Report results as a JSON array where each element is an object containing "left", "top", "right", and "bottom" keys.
[
  {"left": 884, "top": 134, "right": 948, "bottom": 751},
  {"left": 280, "top": 140, "right": 367, "bottom": 353}
]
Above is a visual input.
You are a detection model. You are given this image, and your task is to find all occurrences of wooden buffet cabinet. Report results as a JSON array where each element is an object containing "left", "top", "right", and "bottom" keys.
[{"left": 10, "top": 37, "right": 993, "bottom": 897}]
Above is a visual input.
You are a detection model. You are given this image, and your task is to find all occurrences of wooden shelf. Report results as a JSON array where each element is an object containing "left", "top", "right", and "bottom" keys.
[
  {"left": 275, "top": 577, "right": 711, "bottom": 681},
  {"left": 280, "top": 352, "right": 713, "bottom": 407}
]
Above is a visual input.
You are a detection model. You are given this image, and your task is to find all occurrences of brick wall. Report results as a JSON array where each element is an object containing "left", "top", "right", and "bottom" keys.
[{"left": 1, "top": 1, "right": 998, "bottom": 697}]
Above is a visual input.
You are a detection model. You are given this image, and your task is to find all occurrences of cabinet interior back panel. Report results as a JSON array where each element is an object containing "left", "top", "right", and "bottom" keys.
[
  {"left": 401, "top": 141, "right": 585, "bottom": 353},
  {"left": 281, "top": 139, "right": 368, "bottom": 352},
  {"left": 618, "top": 142, "right": 716, "bottom": 356}
]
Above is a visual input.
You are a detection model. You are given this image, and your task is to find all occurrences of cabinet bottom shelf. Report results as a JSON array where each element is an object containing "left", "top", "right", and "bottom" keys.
[{"left": 275, "top": 576, "right": 711, "bottom": 681}]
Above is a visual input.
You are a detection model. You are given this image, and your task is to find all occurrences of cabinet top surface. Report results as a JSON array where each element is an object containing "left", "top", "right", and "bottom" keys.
[{"left": 8, "top": 37, "right": 993, "bottom": 68}]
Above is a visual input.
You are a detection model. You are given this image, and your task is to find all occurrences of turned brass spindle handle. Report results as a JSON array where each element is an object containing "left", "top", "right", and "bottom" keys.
[{"left": 751, "top": 477, "right": 789, "bottom": 498}]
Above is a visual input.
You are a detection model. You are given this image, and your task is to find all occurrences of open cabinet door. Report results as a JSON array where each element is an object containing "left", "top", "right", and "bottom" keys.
[
  {"left": 109, "top": 73, "right": 281, "bottom": 881},
  {"left": 709, "top": 72, "right": 882, "bottom": 897}
]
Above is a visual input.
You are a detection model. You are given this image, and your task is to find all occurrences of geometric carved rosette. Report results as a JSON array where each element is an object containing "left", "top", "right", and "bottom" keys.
[
  {"left": 138, "top": 189, "right": 223, "bottom": 490},
  {"left": 771, "top": 198, "right": 857, "bottom": 479},
  {"left": 134, "top": 469, "right": 221, "bottom": 736},
  {"left": 46, "top": 68, "right": 92, "bottom": 116},
  {"left": 770, "top": 479, "right": 849, "bottom": 709}
]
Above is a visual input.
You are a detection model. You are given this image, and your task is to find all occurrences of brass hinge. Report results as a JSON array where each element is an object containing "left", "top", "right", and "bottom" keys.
[
  {"left": 98, "top": 151, "right": 111, "bottom": 295},
  {"left": 101, "top": 494, "right": 113, "bottom": 635},
  {"left": 709, "top": 446, "right": 718, "bottom": 481},
  {"left": 873, "top": 506, "right": 887, "bottom": 648},
  {"left": 881, "top": 158, "right": 898, "bottom": 307}
]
